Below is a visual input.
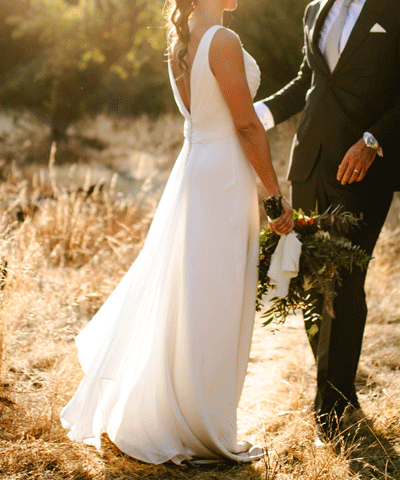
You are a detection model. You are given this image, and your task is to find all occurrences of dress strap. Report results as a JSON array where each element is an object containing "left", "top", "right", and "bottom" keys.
[
  {"left": 167, "top": 25, "right": 226, "bottom": 118},
  {"left": 190, "top": 25, "right": 226, "bottom": 77}
]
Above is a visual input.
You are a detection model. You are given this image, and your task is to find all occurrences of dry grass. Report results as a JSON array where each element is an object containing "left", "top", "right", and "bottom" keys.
[{"left": 0, "top": 113, "right": 399, "bottom": 480}]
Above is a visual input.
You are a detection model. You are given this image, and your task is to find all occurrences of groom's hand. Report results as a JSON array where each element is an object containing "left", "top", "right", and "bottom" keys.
[{"left": 337, "top": 139, "right": 376, "bottom": 185}]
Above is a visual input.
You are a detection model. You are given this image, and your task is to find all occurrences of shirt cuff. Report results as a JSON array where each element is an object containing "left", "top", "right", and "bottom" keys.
[{"left": 254, "top": 101, "right": 275, "bottom": 130}]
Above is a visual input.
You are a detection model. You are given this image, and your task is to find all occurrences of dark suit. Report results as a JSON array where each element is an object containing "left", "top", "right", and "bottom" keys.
[{"left": 262, "top": 0, "right": 400, "bottom": 427}]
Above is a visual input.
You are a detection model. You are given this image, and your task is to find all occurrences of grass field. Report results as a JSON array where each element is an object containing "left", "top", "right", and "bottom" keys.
[{"left": 0, "top": 112, "right": 399, "bottom": 479}]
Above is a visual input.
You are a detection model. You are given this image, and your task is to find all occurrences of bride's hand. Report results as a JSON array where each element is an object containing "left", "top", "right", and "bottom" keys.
[{"left": 269, "top": 198, "right": 294, "bottom": 235}]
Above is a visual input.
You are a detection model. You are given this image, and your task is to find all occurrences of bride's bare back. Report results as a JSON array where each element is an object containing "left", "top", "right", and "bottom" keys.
[
  {"left": 170, "top": 24, "right": 293, "bottom": 233},
  {"left": 170, "top": 25, "right": 214, "bottom": 113}
]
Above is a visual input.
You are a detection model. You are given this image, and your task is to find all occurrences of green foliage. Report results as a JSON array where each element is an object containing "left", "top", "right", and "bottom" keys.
[
  {"left": 0, "top": 0, "right": 310, "bottom": 122},
  {"left": 231, "top": 0, "right": 310, "bottom": 98},
  {"left": 7, "top": 0, "right": 165, "bottom": 76},
  {"left": 0, "top": 0, "right": 167, "bottom": 131},
  {"left": 257, "top": 207, "right": 372, "bottom": 326}
]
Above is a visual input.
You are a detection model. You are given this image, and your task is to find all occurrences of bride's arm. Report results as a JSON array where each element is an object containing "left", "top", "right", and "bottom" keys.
[{"left": 209, "top": 28, "right": 293, "bottom": 235}]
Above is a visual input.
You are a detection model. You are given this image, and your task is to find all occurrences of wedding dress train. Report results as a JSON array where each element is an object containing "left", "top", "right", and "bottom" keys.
[{"left": 60, "top": 25, "right": 264, "bottom": 465}]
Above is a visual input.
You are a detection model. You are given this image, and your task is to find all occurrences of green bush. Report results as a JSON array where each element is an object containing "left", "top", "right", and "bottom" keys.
[
  {"left": 0, "top": 0, "right": 309, "bottom": 130},
  {"left": 231, "top": 0, "right": 309, "bottom": 99}
]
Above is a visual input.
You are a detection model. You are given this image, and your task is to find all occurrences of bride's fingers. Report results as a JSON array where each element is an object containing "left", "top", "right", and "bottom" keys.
[
  {"left": 282, "top": 209, "right": 294, "bottom": 224},
  {"left": 270, "top": 217, "right": 285, "bottom": 231},
  {"left": 278, "top": 220, "right": 294, "bottom": 235},
  {"left": 269, "top": 200, "right": 295, "bottom": 235},
  {"left": 271, "top": 211, "right": 292, "bottom": 228},
  {"left": 271, "top": 213, "right": 294, "bottom": 235}
]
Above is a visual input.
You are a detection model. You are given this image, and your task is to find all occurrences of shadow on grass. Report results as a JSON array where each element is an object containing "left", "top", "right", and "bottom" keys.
[
  {"left": 101, "top": 435, "right": 267, "bottom": 480},
  {"left": 338, "top": 410, "right": 400, "bottom": 480}
]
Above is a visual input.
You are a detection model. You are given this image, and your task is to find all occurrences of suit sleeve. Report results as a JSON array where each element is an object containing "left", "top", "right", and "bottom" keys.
[
  {"left": 261, "top": 5, "right": 313, "bottom": 126},
  {"left": 368, "top": 95, "right": 400, "bottom": 152},
  {"left": 367, "top": 12, "right": 400, "bottom": 152}
]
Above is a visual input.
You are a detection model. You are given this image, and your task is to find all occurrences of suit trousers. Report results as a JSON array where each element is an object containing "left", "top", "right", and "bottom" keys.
[{"left": 291, "top": 153, "right": 393, "bottom": 421}]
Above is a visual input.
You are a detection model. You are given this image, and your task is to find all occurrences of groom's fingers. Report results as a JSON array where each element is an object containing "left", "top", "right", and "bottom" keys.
[
  {"left": 338, "top": 157, "right": 361, "bottom": 185},
  {"left": 356, "top": 167, "right": 366, "bottom": 181},
  {"left": 340, "top": 162, "right": 365, "bottom": 184},
  {"left": 338, "top": 139, "right": 374, "bottom": 184},
  {"left": 337, "top": 155, "right": 350, "bottom": 182},
  {"left": 337, "top": 165, "right": 346, "bottom": 182},
  {"left": 348, "top": 166, "right": 363, "bottom": 183}
]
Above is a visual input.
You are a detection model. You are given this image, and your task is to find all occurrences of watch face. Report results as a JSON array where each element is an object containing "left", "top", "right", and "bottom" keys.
[{"left": 364, "top": 133, "right": 378, "bottom": 149}]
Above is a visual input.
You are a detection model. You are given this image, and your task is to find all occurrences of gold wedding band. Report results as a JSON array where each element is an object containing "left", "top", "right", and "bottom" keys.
[{"left": 354, "top": 169, "right": 360, "bottom": 172}]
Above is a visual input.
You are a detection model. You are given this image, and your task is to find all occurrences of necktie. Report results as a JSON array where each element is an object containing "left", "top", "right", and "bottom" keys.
[{"left": 324, "top": 0, "right": 353, "bottom": 71}]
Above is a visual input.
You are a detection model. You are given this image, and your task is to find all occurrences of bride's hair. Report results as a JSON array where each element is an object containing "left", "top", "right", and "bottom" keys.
[{"left": 166, "top": 0, "right": 198, "bottom": 72}]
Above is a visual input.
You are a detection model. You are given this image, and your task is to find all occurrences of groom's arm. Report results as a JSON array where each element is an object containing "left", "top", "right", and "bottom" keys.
[
  {"left": 255, "top": 49, "right": 313, "bottom": 130},
  {"left": 337, "top": 18, "right": 400, "bottom": 185},
  {"left": 255, "top": 4, "right": 314, "bottom": 130},
  {"left": 368, "top": 96, "right": 400, "bottom": 153}
]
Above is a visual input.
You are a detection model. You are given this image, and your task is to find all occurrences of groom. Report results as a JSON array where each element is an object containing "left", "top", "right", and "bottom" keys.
[{"left": 255, "top": 0, "right": 400, "bottom": 441}]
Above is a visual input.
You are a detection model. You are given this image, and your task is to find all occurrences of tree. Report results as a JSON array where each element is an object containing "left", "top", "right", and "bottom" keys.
[
  {"left": 3, "top": 0, "right": 167, "bottom": 139},
  {"left": 231, "top": 0, "right": 310, "bottom": 99},
  {"left": 0, "top": 0, "right": 310, "bottom": 131}
]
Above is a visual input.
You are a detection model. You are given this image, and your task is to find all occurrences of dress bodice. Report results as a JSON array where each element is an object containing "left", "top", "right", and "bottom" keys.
[{"left": 168, "top": 26, "right": 261, "bottom": 144}]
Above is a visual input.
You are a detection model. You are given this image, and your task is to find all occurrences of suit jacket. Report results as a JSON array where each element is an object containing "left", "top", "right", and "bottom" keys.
[{"left": 264, "top": 0, "right": 400, "bottom": 190}]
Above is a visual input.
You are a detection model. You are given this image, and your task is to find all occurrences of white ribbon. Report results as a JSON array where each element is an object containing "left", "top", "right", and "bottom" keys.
[{"left": 267, "top": 231, "right": 302, "bottom": 298}]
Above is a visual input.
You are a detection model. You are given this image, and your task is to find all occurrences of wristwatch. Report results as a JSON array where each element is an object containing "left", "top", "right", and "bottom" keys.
[{"left": 363, "top": 132, "right": 380, "bottom": 150}]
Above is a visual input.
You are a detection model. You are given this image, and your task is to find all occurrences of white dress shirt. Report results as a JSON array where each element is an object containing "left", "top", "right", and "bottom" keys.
[
  {"left": 254, "top": 0, "right": 367, "bottom": 130},
  {"left": 319, "top": 0, "right": 366, "bottom": 55}
]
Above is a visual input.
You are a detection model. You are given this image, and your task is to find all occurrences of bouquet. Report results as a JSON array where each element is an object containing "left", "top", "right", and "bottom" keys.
[{"left": 257, "top": 196, "right": 371, "bottom": 328}]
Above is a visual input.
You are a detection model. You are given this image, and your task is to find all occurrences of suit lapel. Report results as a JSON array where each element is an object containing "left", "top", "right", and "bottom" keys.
[
  {"left": 310, "top": 0, "right": 336, "bottom": 75},
  {"left": 335, "top": 0, "right": 392, "bottom": 72},
  {"left": 312, "top": 0, "right": 336, "bottom": 46}
]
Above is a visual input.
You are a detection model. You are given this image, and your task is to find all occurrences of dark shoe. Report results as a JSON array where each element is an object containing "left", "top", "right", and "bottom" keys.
[
  {"left": 314, "top": 414, "right": 340, "bottom": 446},
  {"left": 314, "top": 433, "right": 326, "bottom": 448},
  {"left": 349, "top": 391, "right": 361, "bottom": 411},
  {"left": 341, "top": 393, "right": 364, "bottom": 430},
  {"left": 388, "top": 458, "right": 400, "bottom": 472}
]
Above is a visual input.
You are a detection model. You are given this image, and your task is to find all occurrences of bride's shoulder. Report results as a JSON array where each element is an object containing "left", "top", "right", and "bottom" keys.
[
  {"left": 211, "top": 26, "right": 241, "bottom": 48},
  {"left": 209, "top": 27, "right": 243, "bottom": 61}
]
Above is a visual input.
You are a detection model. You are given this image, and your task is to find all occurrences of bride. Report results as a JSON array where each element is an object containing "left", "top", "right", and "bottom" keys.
[{"left": 60, "top": 0, "right": 294, "bottom": 465}]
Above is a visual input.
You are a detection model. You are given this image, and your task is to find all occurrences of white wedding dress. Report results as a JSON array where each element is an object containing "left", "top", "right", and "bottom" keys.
[{"left": 60, "top": 25, "right": 264, "bottom": 465}]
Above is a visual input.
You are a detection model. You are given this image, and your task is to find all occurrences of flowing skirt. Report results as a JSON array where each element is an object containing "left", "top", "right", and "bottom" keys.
[{"left": 60, "top": 135, "right": 262, "bottom": 464}]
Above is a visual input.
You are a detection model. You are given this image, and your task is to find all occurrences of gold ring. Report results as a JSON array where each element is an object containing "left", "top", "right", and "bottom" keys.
[{"left": 354, "top": 169, "right": 360, "bottom": 173}]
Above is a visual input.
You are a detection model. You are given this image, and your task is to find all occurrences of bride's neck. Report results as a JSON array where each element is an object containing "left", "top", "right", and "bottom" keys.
[{"left": 191, "top": 1, "right": 223, "bottom": 28}]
